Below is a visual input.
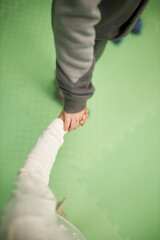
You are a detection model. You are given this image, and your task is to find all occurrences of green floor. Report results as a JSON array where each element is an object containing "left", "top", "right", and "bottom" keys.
[{"left": 0, "top": 1, "right": 160, "bottom": 240}]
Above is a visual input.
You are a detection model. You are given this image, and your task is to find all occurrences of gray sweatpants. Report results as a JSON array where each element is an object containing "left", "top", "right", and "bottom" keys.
[{"left": 94, "top": 39, "right": 108, "bottom": 62}]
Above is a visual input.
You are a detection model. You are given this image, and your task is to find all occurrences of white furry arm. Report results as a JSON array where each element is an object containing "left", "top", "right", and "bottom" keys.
[
  {"left": 18, "top": 118, "right": 66, "bottom": 186},
  {"left": 0, "top": 119, "right": 68, "bottom": 240}
]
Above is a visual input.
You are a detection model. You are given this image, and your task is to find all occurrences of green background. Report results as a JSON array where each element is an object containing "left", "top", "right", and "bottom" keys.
[{"left": 0, "top": 1, "right": 160, "bottom": 239}]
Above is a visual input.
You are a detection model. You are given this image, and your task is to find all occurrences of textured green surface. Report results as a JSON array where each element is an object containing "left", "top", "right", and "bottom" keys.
[{"left": 0, "top": 1, "right": 160, "bottom": 240}]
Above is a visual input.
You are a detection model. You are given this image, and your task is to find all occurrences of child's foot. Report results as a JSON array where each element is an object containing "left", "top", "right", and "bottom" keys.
[
  {"left": 131, "top": 18, "right": 143, "bottom": 35},
  {"left": 113, "top": 38, "right": 123, "bottom": 45}
]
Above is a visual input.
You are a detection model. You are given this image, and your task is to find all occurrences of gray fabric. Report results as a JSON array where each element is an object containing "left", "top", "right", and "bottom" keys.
[
  {"left": 95, "top": 0, "right": 149, "bottom": 40},
  {"left": 94, "top": 39, "right": 108, "bottom": 62},
  {"left": 56, "top": 60, "right": 95, "bottom": 113},
  {"left": 52, "top": 0, "right": 101, "bottom": 84},
  {"left": 51, "top": 0, "right": 149, "bottom": 113}
]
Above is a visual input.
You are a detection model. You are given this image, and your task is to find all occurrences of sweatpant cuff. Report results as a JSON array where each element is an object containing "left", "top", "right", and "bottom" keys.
[{"left": 64, "top": 98, "right": 87, "bottom": 114}]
